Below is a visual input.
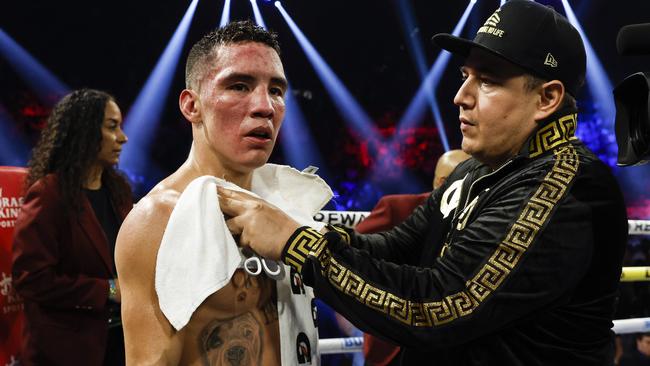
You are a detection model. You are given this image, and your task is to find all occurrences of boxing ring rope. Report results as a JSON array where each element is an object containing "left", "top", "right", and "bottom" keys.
[
  {"left": 314, "top": 214, "right": 650, "bottom": 355},
  {"left": 319, "top": 318, "right": 650, "bottom": 355}
]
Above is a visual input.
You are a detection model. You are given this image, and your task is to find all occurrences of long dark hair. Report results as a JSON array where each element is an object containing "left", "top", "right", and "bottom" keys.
[{"left": 26, "top": 89, "right": 131, "bottom": 213}]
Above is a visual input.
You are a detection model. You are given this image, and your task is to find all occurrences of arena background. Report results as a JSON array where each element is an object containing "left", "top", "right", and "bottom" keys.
[
  {"left": 2, "top": 1, "right": 650, "bottom": 365},
  {"left": 1, "top": 0, "right": 648, "bottom": 215}
]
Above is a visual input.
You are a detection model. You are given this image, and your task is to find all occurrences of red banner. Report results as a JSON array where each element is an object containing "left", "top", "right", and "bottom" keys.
[{"left": 0, "top": 166, "right": 27, "bottom": 366}]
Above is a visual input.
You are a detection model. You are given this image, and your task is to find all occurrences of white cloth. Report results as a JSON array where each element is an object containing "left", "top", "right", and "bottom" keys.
[{"left": 155, "top": 164, "right": 331, "bottom": 363}]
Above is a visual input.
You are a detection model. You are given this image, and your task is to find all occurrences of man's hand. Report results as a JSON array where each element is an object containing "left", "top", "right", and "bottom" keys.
[{"left": 218, "top": 186, "right": 301, "bottom": 261}]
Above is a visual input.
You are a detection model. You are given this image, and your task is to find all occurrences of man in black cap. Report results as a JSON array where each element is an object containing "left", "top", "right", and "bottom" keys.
[{"left": 218, "top": 1, "right": 629, "bottom": 364}]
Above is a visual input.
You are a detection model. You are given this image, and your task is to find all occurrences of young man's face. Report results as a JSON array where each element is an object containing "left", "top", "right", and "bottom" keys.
[
  {"left": 197, "top": 42, "right": 287, "bottom": 173},
  {"left": 454, "top": 48, "right": 540, "bottom": 169}
]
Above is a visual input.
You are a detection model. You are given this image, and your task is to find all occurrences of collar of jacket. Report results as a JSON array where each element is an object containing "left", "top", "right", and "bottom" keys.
[
  {"left": 455, "top": 107, "right": 580, "bottom": 207},
  {"left": 520, "top": 106, "right": 580, "bottom": 159}
]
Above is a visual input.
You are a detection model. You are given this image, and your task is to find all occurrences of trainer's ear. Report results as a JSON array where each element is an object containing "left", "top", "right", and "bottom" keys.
[
  {"left": 534, "top": 80, "right": 564, "bottom": 121},
  {"left": 179, "top": 89, "right": 202, "bottom": 124}
]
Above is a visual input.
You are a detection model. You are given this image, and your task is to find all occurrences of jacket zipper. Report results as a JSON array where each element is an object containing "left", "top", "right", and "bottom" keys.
[{"left": 439, "top": 159, "right": 516, "bottom": 257}]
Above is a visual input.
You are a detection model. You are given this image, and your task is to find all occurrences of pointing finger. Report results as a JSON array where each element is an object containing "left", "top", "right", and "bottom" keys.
[{"left": 217, "top": 186, "right": 258, "bottom": 201}]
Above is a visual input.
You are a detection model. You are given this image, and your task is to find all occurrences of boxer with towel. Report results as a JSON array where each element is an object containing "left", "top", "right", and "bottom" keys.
[{"left": 115, "top": 21, "right": 327, "bottom": 365}]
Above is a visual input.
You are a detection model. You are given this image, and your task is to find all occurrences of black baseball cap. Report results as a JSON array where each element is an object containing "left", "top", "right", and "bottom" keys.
[{"left": 432, "top": 0, "right": 586, "bottom": 97}]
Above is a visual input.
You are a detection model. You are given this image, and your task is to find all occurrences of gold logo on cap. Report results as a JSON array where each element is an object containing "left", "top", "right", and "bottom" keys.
[
  {"left": 484, "top": 12, "right": 500, "bottom": 27},
  {"left": 544, "top": 53, "right": 558, "bottom": 68},
  {"left": 478, "top": 9, "right": 505, "bottom": 38}
]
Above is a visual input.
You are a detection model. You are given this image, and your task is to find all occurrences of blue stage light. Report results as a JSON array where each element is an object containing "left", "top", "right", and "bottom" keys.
[
  {"left": 219, "top": 0, "right": 232, "bottom": 28},
  {"left": 0, "top": 28, "right": 68, "bottom": 106},
  {"left": 121, "top": 0, "right": 199, "bottom": 181},
  {"left": 275, "top": 2, "right": 382, "bottom": 142},
  {"left": 0, "top": 104, "right": 30, "bottom": 167},
  {"left": 560, "top": 0, "right": 617, "bottom": 166},
  {"left": 249, "top": 0, "right": 267, "bottom": 30},
  {"left": 394, "top": 0, "right": 477, "bottom": 152},
  {"left": 279, "top": 89, "right": 331, "bottom": 179},
  {"left": 561, "top": 0, "right": 615, "bottom": 128}
]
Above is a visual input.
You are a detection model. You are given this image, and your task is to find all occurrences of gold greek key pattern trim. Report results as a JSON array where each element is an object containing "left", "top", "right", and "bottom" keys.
[
  {"left": 314, "top": 145, "right": 579, "bottom": 327},
  {"left": 283, "top": 227, "right": 324, "bottom": 273},
  {"left": 328, "top": 225, "right": 351, "bottom": 244},
  {"left": 529, "top": 114, "right": 578, "bottom": 158}
]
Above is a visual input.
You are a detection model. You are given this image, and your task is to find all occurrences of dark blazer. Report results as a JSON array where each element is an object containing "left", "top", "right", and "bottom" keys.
[{"left": 12, "top": 174, "right": 131, "bottom": 366}]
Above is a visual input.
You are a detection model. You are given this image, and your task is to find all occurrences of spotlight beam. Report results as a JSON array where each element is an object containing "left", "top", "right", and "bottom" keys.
[
  {"left": 0, "top": 28, "right": 68, "bottom": 106},
  {"left": 219, "top": 0, "right": 232, "bottom": 27},
  {"left": 394, "top": 0, "right": 450, "bottom": 152},
  {"left": 561, "top": 0, "right": 615, "bottom": 128},
  {"left": 275, "top": 2, "right": 382, "bottom": 142},
  {"left": 121, "top": 0, "right": 199, "bottom": 176},
  {"left": 280, "top": 90, "right": 330, "bottom": 177},
  {"left": 250, "top": 0, "right": 267, "bottom": 30},
  {"left": 394, "top": 0, "right": 477, "bottom": 150},
  {"left": 395, "top": 0, "right": 429, "bottom": 80},
  {"left": 0, "top": 104, "right": 30, "bottom": 166}
]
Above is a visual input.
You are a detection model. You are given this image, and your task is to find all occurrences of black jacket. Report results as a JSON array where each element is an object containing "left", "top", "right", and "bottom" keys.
[{"left": 282, "top": 112, "right": 628, "bottom": 365}]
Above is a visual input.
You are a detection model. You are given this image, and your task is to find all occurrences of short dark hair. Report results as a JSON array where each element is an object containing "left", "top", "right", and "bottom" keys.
[
  {"left": 185, "top": 20, "right": 281, "bottom": 90},
  {"left": 524, "top": 74, "right": 577, "bottom": 110}
]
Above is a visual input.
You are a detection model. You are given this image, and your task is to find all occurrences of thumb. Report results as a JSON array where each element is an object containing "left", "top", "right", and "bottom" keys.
[{"left": 224, "top": 216, "right": 244, "bottom": 237}]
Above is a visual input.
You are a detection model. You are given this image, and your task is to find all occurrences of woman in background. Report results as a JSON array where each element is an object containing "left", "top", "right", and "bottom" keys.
[{"left": 12, "top": 89, "right": 131, "bottom": 366}]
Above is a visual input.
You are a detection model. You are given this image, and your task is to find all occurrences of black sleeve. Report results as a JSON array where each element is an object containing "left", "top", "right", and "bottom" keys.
[
  {"left": 281, "top": 159, "right": 593, "bottom": 349},
  {"left": 331, "top": 191, "right": 444, "bottom": 265}
]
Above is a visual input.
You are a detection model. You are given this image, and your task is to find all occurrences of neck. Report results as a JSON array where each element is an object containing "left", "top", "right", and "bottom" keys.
[
  {"left": 484, "top": 107, "right": 581, "bottom": 169},
  {"left": 84, "top": 164, "right": 104, "bottom": 190},
  {"left": 184, "top": 143, "right": 255, "bottom": 190}
]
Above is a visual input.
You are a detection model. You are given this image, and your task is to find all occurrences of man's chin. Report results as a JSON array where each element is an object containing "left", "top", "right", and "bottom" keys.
[
  {"left": 239, "top": 156, "right": 271, "bottom": 170},
  {"left": 460, "top": 141, "right": 475, "bottom": 156}
]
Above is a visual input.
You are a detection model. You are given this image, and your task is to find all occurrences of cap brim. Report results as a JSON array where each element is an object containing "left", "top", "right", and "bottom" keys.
[
  {"left": 432, "top": 33, "right": 546, "bottom": 82},
  {"left": 432, "top": 33, "right": 480, "bottom": 57},
  {"left": 433, "top": 33, "right": 520, "bottom": 68}
]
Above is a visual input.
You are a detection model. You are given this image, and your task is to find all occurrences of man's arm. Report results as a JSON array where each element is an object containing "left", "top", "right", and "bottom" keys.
[
  {"left": 115, "top": 194, "right": 183, "bottom": 365},
  {"left": 219, "top": 187, "right": 440, "bottom": 266},
  {"left": 283, "top": 173, "right": 594, "bottom": 349},
  {"left": 222, "top": 152, "right": 599, "bottom": 350}
]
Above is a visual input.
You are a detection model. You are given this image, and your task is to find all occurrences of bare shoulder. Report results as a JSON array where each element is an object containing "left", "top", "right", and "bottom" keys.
[
  {"left": 115, "top": 183, "right": 181, "bottom": 275},
  {"left": 116, "top": 176, "right": 192, "bottom": 365}
]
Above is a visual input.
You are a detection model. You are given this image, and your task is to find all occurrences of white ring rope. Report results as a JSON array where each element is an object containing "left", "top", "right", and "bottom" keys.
[
  {"left": 319, "top": 317, "right": 650, "bottom": 354},
  {"left": 315, "top": 212, "right": 650, "bottom": 235},
  {"left": 319, "top": 337, "right": 364, "bottom": 355}
]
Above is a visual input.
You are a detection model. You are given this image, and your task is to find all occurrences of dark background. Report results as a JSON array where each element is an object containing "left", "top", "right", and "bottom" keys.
[{"left": 1, "top": 0, "right": 650, "bottom": 212}]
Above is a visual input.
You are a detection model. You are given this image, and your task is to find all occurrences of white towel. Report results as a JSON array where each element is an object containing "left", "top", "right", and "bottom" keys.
[{"left": 155, "top": 164, "right": 332, "bottom": 363}]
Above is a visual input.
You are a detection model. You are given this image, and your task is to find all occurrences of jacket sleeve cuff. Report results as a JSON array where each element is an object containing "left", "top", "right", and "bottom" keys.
[{"left": 281, "top": 226, "right": 325, "bottom": 273}]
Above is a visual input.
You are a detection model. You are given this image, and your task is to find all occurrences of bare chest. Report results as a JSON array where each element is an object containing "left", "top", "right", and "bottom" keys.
[{"left": 177, "top": 269, "right": 281, "bottom": 365}]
